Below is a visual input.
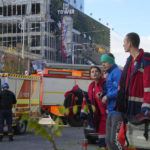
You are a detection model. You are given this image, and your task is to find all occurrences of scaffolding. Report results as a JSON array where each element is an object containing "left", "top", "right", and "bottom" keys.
[
  {"left": 0, "top": 0, "right": 110, "bottom": 66},
  {"left": 0, "top": 0, "right": 56, "bottom": 61}
]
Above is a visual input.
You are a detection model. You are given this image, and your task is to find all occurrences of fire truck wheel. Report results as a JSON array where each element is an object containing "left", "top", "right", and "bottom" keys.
[{"left": 14, "top": 121, "right": 27, "bottom": 134}]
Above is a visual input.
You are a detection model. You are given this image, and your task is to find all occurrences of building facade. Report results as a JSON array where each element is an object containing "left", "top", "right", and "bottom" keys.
[
  {"left": 0, "top": 0, "right": 110, "bottom": 68},
  {"left": 0, "top": 0, "right": 56, "bottom": 62},
  {"left": 52, "top": 0, "right": 110, "bottom": 65}
]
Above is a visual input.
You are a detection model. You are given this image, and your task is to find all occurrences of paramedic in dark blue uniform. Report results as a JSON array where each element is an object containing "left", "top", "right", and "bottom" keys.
[{"left": 0, "top": 83, "right": 16, "bottom": 142}]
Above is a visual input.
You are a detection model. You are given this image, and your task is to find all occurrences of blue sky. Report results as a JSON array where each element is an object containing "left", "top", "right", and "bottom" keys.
[
  {"left": 84, "top": 0, "right": 150, "bottom": 36},
  {"left": 84, "top": 0, "right": 150, "bottom": 66}
]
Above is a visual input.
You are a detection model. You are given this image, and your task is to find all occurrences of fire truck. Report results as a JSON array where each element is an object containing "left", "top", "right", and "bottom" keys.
[
  {"left": 0, "top": 73, "right": 41, "bottom": 134},
  {"left": 0, "top": 63, "right": 93, "bottom": 132},
  {"left": 36, "top": 63, "right": 93, "bottom": 126}
]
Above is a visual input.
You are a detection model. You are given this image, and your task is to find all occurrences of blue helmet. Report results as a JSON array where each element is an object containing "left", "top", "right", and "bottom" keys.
[{"left": 2, "top": 83, "right": 9, "bottom": 89}]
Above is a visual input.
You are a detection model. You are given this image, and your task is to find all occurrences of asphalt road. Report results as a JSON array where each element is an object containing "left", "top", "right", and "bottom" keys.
[{"left": 0, "top": 126, "right": 99, "bottom": 150}]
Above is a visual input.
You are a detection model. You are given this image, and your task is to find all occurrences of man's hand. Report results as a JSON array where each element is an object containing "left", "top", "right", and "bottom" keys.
[
  {"left": 102, "top": 95, "right": 107, "bottom": 104},
  {"left": 96, "top": 92, "right": 102, "bottom": 99}
]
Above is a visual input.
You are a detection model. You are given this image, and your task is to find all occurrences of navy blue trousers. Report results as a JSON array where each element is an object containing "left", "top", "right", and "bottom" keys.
[{"left": 0, "top": 109, "right": 13, "bottom": 137}]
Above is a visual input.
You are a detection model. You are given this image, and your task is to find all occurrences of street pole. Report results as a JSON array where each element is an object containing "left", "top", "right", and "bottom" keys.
[
  {"left": 72, "top": 43, "right": 74, "bottom": 64},
  {"left": 22, "top": 17, "right": 25, "bottom": 59}
]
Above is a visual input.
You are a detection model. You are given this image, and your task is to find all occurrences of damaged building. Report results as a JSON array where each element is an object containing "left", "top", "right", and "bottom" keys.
[{"left": 0, "top": 0, "right": 110, "bottom": 72}]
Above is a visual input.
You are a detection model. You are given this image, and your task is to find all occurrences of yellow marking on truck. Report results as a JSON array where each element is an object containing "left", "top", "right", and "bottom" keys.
[
  {"left": 17, "top": 99, "right": 29, "bottom": 104},
  {"left": 9, "top": 74, "right": 39, "bottom": 79},
  {"left": 17, "top": 98, "right": 39, "bottom": 100},
  {"left": 31, "top": 99, "right": 40, "bottom": 104},
  {"left": 15, "top": 111, "right": 30, "bottom": 114}
]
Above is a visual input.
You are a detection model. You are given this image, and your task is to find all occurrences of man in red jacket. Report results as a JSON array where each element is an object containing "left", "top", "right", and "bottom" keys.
[
  {"left": 117, "top": 32, "right": 150, "bottom": 121},
  {"left": 116, "top": 32, "right": 150, "bottom": 149}
]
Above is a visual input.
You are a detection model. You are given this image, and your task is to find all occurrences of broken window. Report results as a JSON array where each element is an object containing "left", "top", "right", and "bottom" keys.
[
  {"left": 8, "top": 24, "right": 12, "bottom": 33},
  {"left": 0, "top": 7, "right": 3, "bottom": 15},
  {"left": 31, "top": 35, "right": 40, "bottom": 47},
  {"left": 8, "top": 5, "right": 12, "bottom": 16},
  {"left": 13, "top": 5, "right": 16, "bottom": 15},
  {"left": 45, "top": 22, "right": 48, "bottom": 32},
  {"left": 8, "top": 37, "right": 11, "bottom": 46},
  {"left": 45, "top": 50, "right": 48, "bottom": 58},
  {"left": 32, "top": 4, "right": 36, "bottom": 14},
  {"left": 31, "top": 23, "right": 36, "bottom": 32},
  {"left": 36, "top": 50, "right": 41, "bottom": 54},
  {"left": 0, "top": 23, "right": 2, "bottom": 34},
  {"left": 3, "top": 24, "right": 7, "bottom": 34},
  {"left": 17, "top": 23, "right": 21, "bottom": 33},
  {"left": 3, "top": 37, "right": 8, "bottom": 46},
  {"left": 0, "top": 38, "right": 2, "bottom": 46},
  {"left": 32, "top": 3, "right": 40, "bottom": 14},
  {"left": 12, "top": 37, "right": 17, "bottom": 47},
  {"left": 17, "top": 5, "right": 21, "bottom": 15},
  {"left": 31, "top": 22, "right": 40, "bottom": 32},
  {"left": 13, "top": 24, "right": 17, "bottom": 33},
  {"left": 35, "top": 23, "right": 40, "bottom": 31},
  {"left": 31, "top": 50, "right": 36, "bottom": 54},
  {"left": 3, "top": 6, "right": 7, "bottom": 16},
  {"left": 48, "top": 36, "right": 50, "bottom": 47},
  {"left": 45, "top": 35, "right": 48, "bottom": 46},
  {"left": 17, "top": 36, "right": 21, "bottom": 44},
  {"left": 31, "top": 50, "right": 41, "bottom": 54},
  {"left": 50, "top": 37, "right": 52, "bottom": 48},
  {"left": 22, "top": 4, "right": 26, "bottom": 15},
  {"left": 36, "top": 3, "right": 40, "bottom": 14}
]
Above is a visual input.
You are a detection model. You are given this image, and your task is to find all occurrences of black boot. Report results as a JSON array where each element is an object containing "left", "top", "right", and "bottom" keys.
[
  {"left": 0, "top": 136, "right": 3, "bottom": 142},
  {"left": 9, "top": 136, "right": 13, "bottom": 142}
]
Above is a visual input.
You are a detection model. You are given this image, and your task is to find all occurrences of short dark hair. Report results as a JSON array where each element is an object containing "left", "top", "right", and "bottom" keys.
[
  {"left": 106, "top": 52, "right": 115, "bottom": 59},
  {"left": 89, "top": 66, "right": 102, "bottom": 75},
  {"left": 126, "top": 32, "right": 140, "bottom": 48}
]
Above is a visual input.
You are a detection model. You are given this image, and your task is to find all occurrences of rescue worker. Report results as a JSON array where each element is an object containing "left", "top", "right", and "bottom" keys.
[
  {"left": 117, "top": 32, "right": 150, "bottom": 118},
  {"left": 88, "top": 66, "right": 107, "bottom": 148},
  {"left": 64, "top": 85, "right": 84, "bottom": 127},
  {"left": 0, "top": 83, "right": 17, "bottom": 142},
  {"left": 100, "top": 53, "right": 123, "bottom": 150},
  {"left": 116, "top": 32, "right": 150, "bottom": 149}
]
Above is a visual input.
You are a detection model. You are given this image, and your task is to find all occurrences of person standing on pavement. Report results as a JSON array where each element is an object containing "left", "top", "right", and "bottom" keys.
[
  {"left": 100, "top": 53, "right": 124, "bottom": 150},
  {"left": 88, "top": 66, "right": 107, "bottom": 148},
  {"left": 116, "top": 32, "right": 150, "bottom": 149},
  {"left": 0, "top": 83, "right": 17, "bottom": 142}
]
